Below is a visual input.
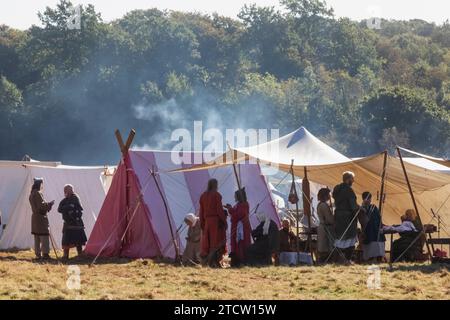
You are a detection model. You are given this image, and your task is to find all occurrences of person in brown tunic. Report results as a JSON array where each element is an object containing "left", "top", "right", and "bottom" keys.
[
  {"left": 182, "top": 213, "right": 201, "bottom": 266},
  {"left": 29, "top": 178, "right": 54, "bottom": 260}
]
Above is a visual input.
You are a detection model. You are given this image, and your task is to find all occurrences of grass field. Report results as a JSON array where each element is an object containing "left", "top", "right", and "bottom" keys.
[{"left": 0, "top": 250, "right": 449, "bottom": 300}]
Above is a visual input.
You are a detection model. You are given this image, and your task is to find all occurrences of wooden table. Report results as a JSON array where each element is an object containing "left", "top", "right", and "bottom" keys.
[{"left": 427, "top": 237, "right": 450, "bottom": 253}]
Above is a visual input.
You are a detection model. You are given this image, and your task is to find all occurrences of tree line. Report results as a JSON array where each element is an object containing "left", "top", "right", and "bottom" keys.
[{"left": 0, "top": 0, "right": 449, "bottom": 164}]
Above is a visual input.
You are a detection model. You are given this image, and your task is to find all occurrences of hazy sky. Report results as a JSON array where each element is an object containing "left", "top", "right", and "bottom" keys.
[{"left": 1, "top": 0, "right": 449, "bottom": 30}]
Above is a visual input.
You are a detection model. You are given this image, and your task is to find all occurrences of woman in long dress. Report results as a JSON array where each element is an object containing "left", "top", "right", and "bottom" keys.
[
  {"left": 316, "top": 188, "right": 335, "bottom": 263},
  {"left": 361, "top": 192, "right": 385, "bottom": 262},
  {"left": 225, "top": 188, "right": 252, "bottom": 267},
  {"left": 199, "top": 179, "right": 227, "bottom": 267}
]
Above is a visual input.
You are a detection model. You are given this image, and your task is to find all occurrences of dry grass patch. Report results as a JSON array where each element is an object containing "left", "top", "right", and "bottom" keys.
[{"left": 0, "top": 250, "right": 449, "bottom": 300}]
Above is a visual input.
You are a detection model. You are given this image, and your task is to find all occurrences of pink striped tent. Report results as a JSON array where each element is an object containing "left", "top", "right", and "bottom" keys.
[{"left": 85, "top": 150, "right": 279, "bottom": 259}]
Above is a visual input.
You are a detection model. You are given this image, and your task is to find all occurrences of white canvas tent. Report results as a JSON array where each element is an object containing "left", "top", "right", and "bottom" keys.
[
  {"left": 85, "top": 150, "right": 278, "bottom": 259},
  {"left": 354, "top": 157, "right": 450, "bottom": 174},
  {"left": 176, "top": 127, "right": 450, "bottom": 237},
  {"left": 399, "top": 147, "right": 450, "bottom": 169},
  {"left": 0, "top": 161, "right": 110, "bottom": 250}
]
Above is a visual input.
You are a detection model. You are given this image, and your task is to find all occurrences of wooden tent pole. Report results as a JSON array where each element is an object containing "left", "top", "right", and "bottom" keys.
[
  {"left": 303, "top": 166, "right": 315, "bottom": 264},
  {"left": 124, "top": 129, "right": 136, "bottom": 151},
  {"left": 396, "top": 147, "right": 433, "bottom": 261},
  {"left": 377, "top": 151, "right": 388, "bottom": 242},
  {"left": 227, "top": 142, "right": 242, "bottom": 190},
  {"left": 115, "top": 129, "right": 125, "bottom": 155},
  {"left": 378, "top": 151, "right": 388, "bottom": 212},
  {"left": 48, "top": 229, "right": 61, "bottom": 263},
  {"left": 290, "top": 160, "right": 300, "bottom": 262},
  {"left": 150, "top": 166, "right": 180, "bottom": 261},
  {"left": 115, "top": 129, "right": 135, "bottom": 248}
]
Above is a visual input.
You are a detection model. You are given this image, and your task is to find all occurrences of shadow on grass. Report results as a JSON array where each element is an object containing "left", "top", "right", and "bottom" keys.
[{"left": 0, "top": 249, "right": 134, "bottom": 266}]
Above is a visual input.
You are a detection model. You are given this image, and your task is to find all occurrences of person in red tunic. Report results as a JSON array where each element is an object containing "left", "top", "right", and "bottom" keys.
[
  {"left": 199, "top": 178, "right": 227, "bottom": 267},
  {"left": 225, "top": 188, "right": 252, "bottom": 267}
]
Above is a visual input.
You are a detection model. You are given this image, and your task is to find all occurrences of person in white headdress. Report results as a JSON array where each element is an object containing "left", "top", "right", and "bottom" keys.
[
  {"left": 245, "top": 211, "right": 280, "bottom": 266},
  {"left": 182, "top": 213, "right": 202, "bottom": 266}
]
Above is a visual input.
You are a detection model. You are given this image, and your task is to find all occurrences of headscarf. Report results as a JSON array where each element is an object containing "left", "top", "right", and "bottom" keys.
[
  {"left": 185, "top": 213, "right": 198, "bottom": 227},
  {"left": 256, "top": 211, "right": 271, "bottom": 236},
  {"left": 31, "top": 177, "right": 44, "bottom": 191}
]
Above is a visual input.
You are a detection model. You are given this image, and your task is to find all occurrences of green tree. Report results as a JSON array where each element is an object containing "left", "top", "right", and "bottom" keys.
[{"left": 361, "top": 86, "right": 450, "bottom": 155}]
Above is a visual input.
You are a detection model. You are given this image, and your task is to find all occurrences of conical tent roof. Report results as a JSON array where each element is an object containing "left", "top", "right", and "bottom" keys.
[{"left": 235, "top": 126, "right": 351, "bottom": 166}]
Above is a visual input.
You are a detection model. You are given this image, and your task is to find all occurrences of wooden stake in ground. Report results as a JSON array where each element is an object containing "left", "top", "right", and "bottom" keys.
[
  {"left": 396, "top": 146, "right": 433, "bottom": 261},
  {"left": 48, "top": 229, "right": 60, "bottom": 263}
]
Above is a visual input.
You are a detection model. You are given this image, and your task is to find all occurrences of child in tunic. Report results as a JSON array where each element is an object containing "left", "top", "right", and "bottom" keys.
[{"left": 182, "top": 213, "right": 201, "bottom": 266}]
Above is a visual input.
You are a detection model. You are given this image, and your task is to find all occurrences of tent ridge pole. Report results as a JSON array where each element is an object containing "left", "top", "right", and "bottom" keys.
[
  {"left": 115, "top": 129, "right": 136, "bottom": 251},
  {"left": 377, "top": 150, "right": 388, "bottom": 243},
  {"left": 227, "top": 141, "right": 242, "bottom": 190},
  {"left": 396, "top": 146, "right": 433, "bottom": 261},
  {"left": 150, "top": 166, "right": 180, "bottom": 262}
]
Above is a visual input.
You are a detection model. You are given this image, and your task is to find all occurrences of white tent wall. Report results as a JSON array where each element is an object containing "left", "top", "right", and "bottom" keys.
[
  {"left": 0, "top": 166, "right": 29, "bottom": 232},
  {"left": 0, "top": 165, "right": 106, "bottom": 250},
  {"left": 0, "top": 160, "right": 61, "bottom": 233},
  {"left": 130, "top": 151, "right": 279, "bottom": 252},
  {"left": 153, "top": 152, "right": 202, "bottom": 250}
]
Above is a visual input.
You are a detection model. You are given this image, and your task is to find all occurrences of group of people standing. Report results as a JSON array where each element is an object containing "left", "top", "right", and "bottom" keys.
[
  {"left": 317, "top": 171, "right": 423, "bottom": 264},
  {"left": 29, "top": 178, "right": 87, "bottom": 261},
  {"left": 29, "top": 172, "right": 422, "bottom": 265},
  {"left": 184, "top": 172, "right": 424, "bottom": 267},
  {"left": 316, "top": 171, "right": 386, "bottom": 263},
  {"left": 182, "top": 178, "right": 280, "bottom": 267}
]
